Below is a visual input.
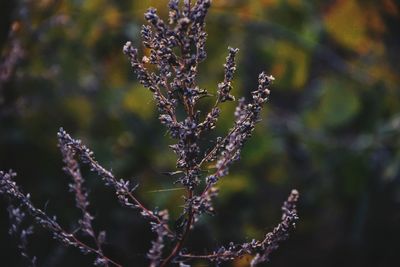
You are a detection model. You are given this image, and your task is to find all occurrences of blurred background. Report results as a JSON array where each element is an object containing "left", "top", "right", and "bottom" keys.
[{"left": 1, "top": 0, "right": 400, "bottom": 266}]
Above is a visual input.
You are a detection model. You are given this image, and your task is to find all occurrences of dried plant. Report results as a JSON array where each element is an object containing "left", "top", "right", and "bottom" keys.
[{"left": 0, "top": 0, "right": 299, "bottom": 266}]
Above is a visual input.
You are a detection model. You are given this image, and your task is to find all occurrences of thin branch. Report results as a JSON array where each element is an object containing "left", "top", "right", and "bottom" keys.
[
  {"left": 59, "top": 136, "right": 109, "bottom": 267},
  {"left": 179, "top": 190, "right": 299, "bottom": 266},
  {"left": 0, "top": 170, "right": 122, "bottom": 267},
  {"left": 160, "top": 190, "right": 194, "bottom": 267},
  {"left": 57, "top": 129, "right": 175, "bottom": 238}
]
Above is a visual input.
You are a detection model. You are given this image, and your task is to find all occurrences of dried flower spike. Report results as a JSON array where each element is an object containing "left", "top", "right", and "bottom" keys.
[{"left": 0, "top": 1, "right": 298, "bottom": 266}]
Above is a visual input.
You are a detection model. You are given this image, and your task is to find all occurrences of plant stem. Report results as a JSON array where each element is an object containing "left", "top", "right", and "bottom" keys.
[{"left": 160, "top": 190, "right": 194, "bottom": 267}]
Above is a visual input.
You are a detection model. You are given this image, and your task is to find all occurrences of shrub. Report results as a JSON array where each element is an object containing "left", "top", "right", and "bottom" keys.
[{"left": 0, "top": 1, "right": 299, "bottom": 266}]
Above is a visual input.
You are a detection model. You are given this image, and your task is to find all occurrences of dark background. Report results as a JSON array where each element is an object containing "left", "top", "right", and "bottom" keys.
[{"left": 1, "top": 0, "right": 400, "bottom": 266}]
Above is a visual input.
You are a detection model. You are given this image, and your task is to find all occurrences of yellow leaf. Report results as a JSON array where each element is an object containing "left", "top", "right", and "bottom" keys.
[
  {"left": 270, "top": 41, "right": 310, "bottom": 89},
  {"left": 82, "top": 0, "right": 105, "bottom": 12},
  {"left": 261, "top": 0, "right": 279, "bottom": 8},
  {"left": 233, "top": 254, "right": 253, "bottom": 267},
  {"left": 104, "top": 6, "right": 121, "bottom": 28},
  {"left": 324, "top": 0, "right": 370, "bottom": 53}
]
